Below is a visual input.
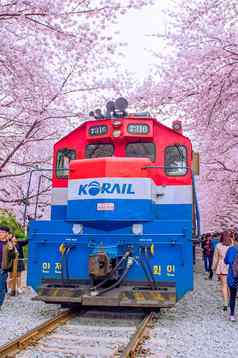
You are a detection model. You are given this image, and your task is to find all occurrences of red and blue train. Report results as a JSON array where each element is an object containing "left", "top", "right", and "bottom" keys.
[{"left": 28, "top": 98, "right": 200, "bottom": 308}]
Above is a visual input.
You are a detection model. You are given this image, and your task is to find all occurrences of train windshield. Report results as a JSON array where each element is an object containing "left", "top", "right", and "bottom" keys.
[
  {"left": 56, "top": 148, "right": 76, "bottom": 178},
  {"left": 165, "top": 145, "right": 187, "bottom": 176},
  {"left": 86, "top": 143, "right": 114, "bottom": 158},
  {"left": 126, "top": 142, "right": 155, "bottom": 162}
]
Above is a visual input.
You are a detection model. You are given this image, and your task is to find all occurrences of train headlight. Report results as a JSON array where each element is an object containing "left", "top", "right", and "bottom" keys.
[
  {"left": 112, "top": 120, "right": 122, "bottom": 127},
  {"left": 132, "top": 224, "right": 143, "bottom": 235},
  {"left": 112, "top": 129, "right": 121, "bottom": 137},
  {"left": 72, "top": 224, "right": 83, "bottom": 235}
]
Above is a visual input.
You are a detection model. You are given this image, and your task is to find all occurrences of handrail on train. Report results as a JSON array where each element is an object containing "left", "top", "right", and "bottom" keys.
[
  {"left": 192, "top": 173, "right": 201, "bottom": 240},
  {"left": 23, "top": 168, "right": 53, "bottom": 227},
  {"left": 142, "top": 165, "right": 192, "bottom": 170}
]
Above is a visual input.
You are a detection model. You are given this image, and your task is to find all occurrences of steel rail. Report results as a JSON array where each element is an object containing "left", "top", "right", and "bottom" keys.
[
  {"left": 0, "top": 309, "right": 76, "bottom": 358},
  {"left": 119, "top": 311, "right": 157, "bottom": 358}
]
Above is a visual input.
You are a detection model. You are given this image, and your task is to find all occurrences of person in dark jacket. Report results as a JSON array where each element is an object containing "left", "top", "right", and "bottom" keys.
[
  {"left": 0, "top": 226, "right": 16, "bottom": 309},
  {"left": 8, "top": 236, "right": 28, "bottom": 294},
  {"left": 201, "top": 233, "right": 214, "bottom": 279},
  {"left": 224, "top": 234, "right": 238, "bottom": 322}
]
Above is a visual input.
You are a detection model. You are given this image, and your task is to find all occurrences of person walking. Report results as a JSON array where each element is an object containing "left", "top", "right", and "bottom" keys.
[
  {"left": 212, "top": 231, "right": 232, "bottom": 311},
  {"left": 0, "top": 226, "right": 16, "bottom": 309},
  {"left": 225, "top": 233, "right": 238, "bottom": 321},
  {"left": 201, "top": 233, "right": 214, "bottom": 279}
]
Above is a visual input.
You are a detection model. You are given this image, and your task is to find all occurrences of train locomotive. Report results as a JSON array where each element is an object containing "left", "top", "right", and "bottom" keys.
[{"left": 28, "top": 98, "right": 200, "bottom": 308}]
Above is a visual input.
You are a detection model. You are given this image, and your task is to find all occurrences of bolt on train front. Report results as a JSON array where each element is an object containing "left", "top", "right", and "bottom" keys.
[{"left": 28, "top": 98, "right": 200, "bottom": 308}]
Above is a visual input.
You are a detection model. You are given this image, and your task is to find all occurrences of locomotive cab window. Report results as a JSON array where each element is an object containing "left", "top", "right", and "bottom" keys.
[
  {"left": 126, "top": 142, "right": 155, "bottom": 162},
  {"left": 56, "top": 148, "right": 76, "bottom": 178},
  {"left": 165, "top": 145, "right": 187, "bottom": 176},
  {"left": 86, "top": 143, "right": 114, "bottom": 158}
]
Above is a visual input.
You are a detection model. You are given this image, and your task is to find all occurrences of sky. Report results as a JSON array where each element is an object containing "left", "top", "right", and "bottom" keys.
[
  {"left": 114, "top": 3, "right": 168, "bottom": 79},
  {"left": 76, "top": 3, "right": 171, "bottom": 119}
]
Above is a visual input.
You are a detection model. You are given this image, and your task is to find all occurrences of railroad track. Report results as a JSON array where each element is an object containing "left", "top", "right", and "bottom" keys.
[
  {"left": 117, "top": 311, "right": 157, "bottom": 358},
  {"left": 0, "top": 309, "right": 76, "bottom": 358},
  {"left": 0, "top": 309, "right": 157, "bottom": 357}
]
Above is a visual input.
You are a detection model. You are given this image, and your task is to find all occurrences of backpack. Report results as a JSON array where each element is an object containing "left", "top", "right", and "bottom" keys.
[{"left": 232, "top": 253, "right": 238, "bottom": 279}]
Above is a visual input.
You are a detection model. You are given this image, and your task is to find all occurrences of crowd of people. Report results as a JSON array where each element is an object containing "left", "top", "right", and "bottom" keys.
[
  {"left": 201, "top": 230, "right": 238, "bottom": 322},
  {"left": 0, "top": 226, "right": 27, "bottom": 310}
]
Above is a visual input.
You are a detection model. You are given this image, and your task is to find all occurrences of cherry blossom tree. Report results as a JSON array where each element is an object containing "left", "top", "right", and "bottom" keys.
[
  {"left": 0, "top": 0, "right": 152, "bottom": 221},
  {"left": 135, "top": 0, "right": 238, "bottom": 232}
]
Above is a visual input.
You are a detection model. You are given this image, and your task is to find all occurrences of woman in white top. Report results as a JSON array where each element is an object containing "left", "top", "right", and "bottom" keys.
[{"left": 212, "top": 232, "right": 232, "bottom": 311}]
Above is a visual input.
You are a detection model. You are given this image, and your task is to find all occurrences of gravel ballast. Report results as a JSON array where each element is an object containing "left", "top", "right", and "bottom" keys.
[{"left": 0, "top": 287, "right": 60, "bottom": 346}]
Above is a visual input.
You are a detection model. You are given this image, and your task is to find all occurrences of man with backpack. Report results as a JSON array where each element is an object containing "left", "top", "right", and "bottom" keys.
[{"left": 224, "top": 232, "right": 238, "bottom": 322}]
